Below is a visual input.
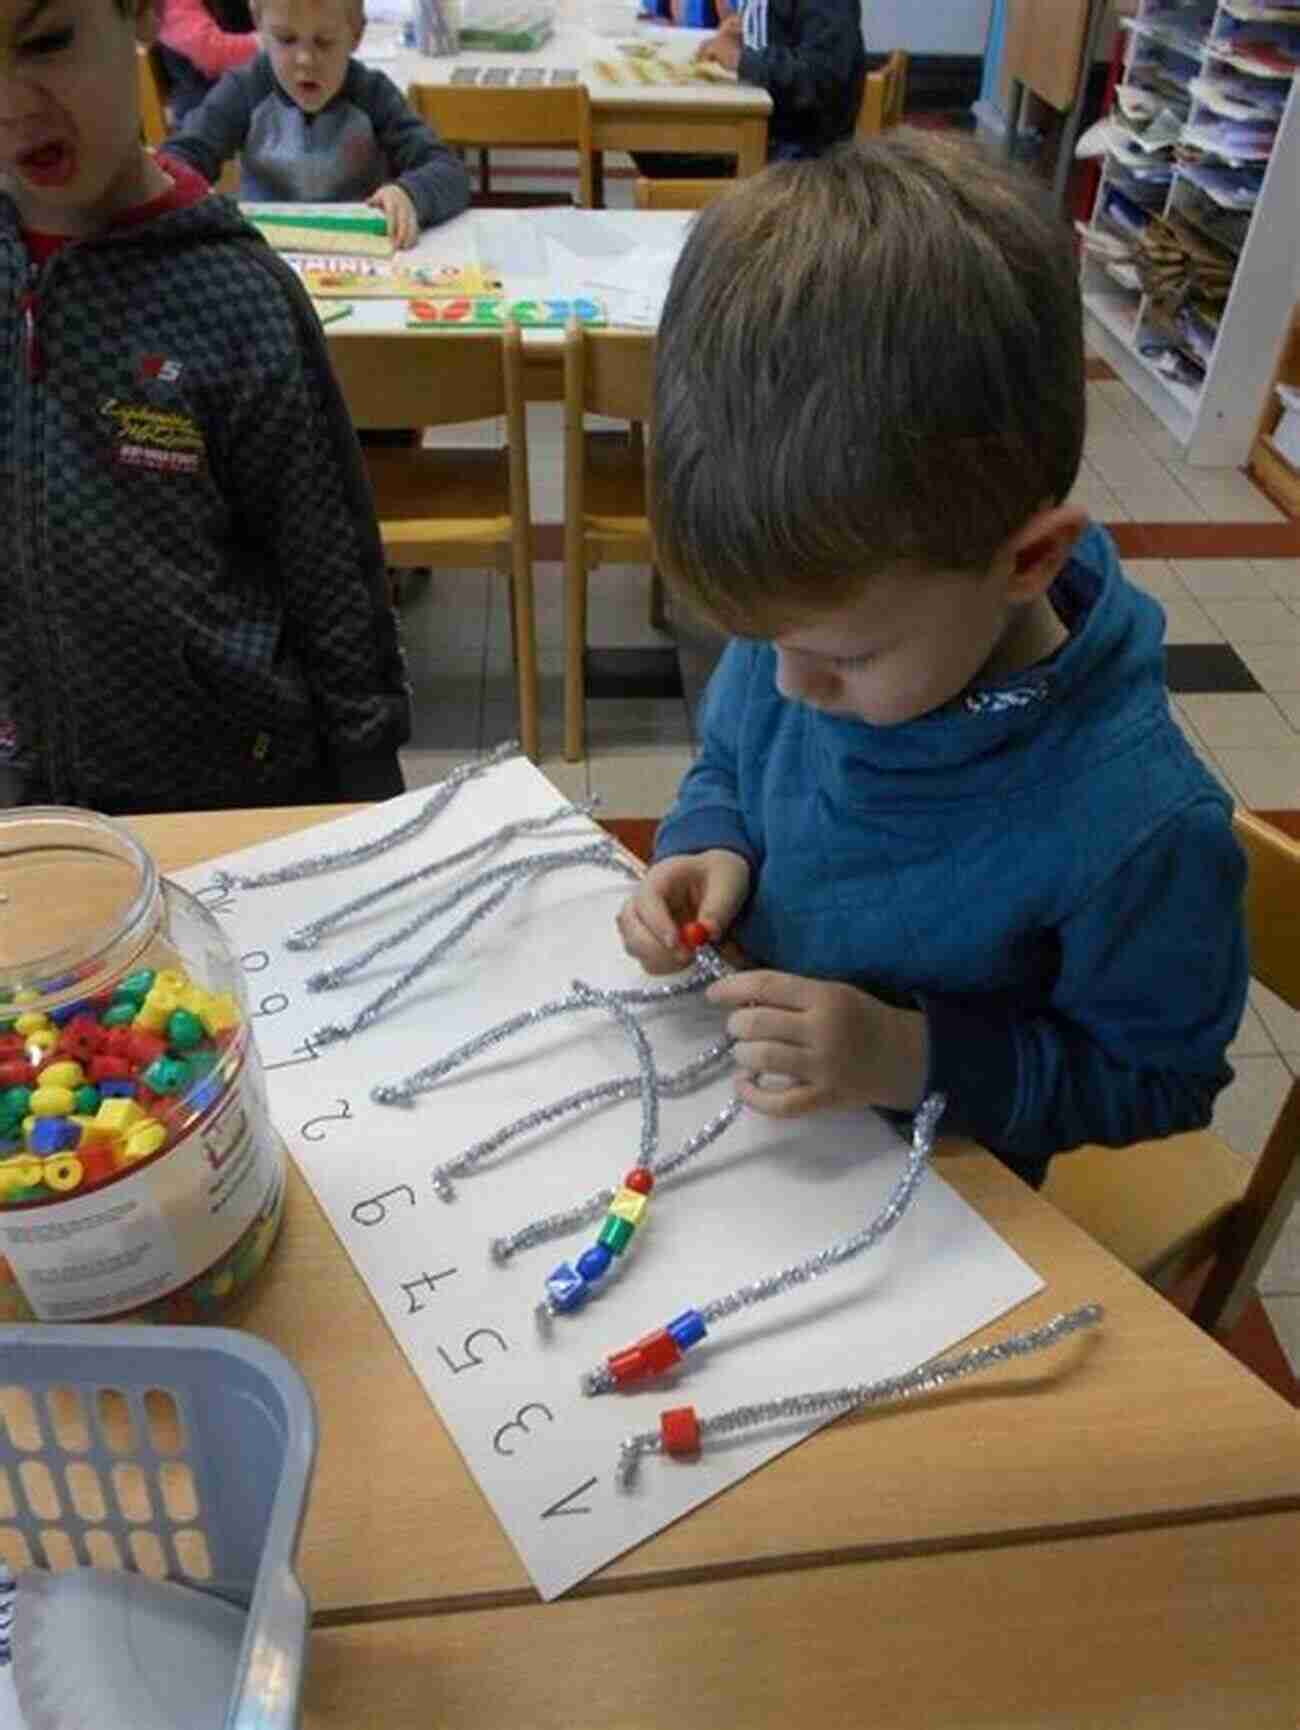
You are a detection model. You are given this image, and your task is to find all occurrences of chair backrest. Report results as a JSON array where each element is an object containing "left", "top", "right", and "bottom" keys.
[
  {"left": 634, "top": 177, "right": 733, "bottom": 212},
  {"left": 408, "top": 84, "right": 595, "bottom": 207},
  {"left": 1235, "top": 809, "right": 1300, "bottom": 1009},
  {"left": 856, "top": 49, "right": 908, "bottom": 138},
  {"left": 564, "top": 322, "right": 655, "bottom": 424},
  {"left": 137, "top": 46, "right": 169, "bottom": 149},
  {"left": 327, "top": 325, "right": 522, "bottom": 435}
]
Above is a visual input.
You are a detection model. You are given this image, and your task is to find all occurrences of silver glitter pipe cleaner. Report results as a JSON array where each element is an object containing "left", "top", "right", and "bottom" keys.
[
  {"left": 582, "top": 1091, "right": 946, "bottom": 1395},
  {"left": 435, "top": 1036, "right": 734, "bottom": 1203},
  {"left": 376, "top": 953, "right": 722, "bottom": 1109},
  {"left": 314, "top": 843, "right": 630, "bottom": 1047},
  {"left": 287, "top": 800, "right": 596, "bottom": 953},
  {"left": 614, "top": 1303, "right": 1104, "bottom": 1484},
  {"left": 216, "top": 742, "right": 519, "bottom": 890},
  {"left": 305, "top": 841, "right": 612, "bottom": 992}
]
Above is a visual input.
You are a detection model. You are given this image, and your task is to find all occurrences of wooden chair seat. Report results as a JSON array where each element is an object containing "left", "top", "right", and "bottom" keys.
[
  {"left": 362, "top": 447, "right": 513, "bottom": 562},
  {"left": 409, "top": 85, "right": 595, "bottom": 209}
]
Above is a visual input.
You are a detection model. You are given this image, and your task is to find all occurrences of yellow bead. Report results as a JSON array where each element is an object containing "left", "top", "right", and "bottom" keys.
[
  {"left": 95, "top": 1098, "right": 143, "bottom": 1136},
  {"left": 132, "top": 998, "right": 174, "bottom": 1033},
  {"left": 43, "top": 1155, "right": 84, "bottom": 1193},
  {"left": 609, "top": 1187, "right": 648, "bottom": 1226},
  {"left": 153, "top": 969, "right": 189, "bottom": 995},
  {"left": 12, "top": 988, "right": 39, "bottom": 1006},
  {"left": 199, "top": 992, "right": 239, "bottom": 1036},
  {"left": 25, "top": 1029, "right": 58, "bottom": 1055},
  {"left": 179, "top": 985, "right": 207, "bottom": 1015},
  {"left": 210, "top": 1270, "right": 234, "bottom": 1298},
  {"left": 122, "top": 1120, "right": 167, "bottom": 1163},
  {"left": 37, "top": 1060, "right": 84, "bottom": 1091},
  {"left": 30, "top": 1086, "right": 75, "bottom": 1118},
  {"left": 0, "top": 1156, "right": 43, "bottom": 1194},
  {"left": 13, "top": 1012, "right": 48, "bottom": 1035}
]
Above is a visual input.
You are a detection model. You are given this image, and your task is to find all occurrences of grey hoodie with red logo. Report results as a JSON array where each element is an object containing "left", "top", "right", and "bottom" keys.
[{"left": 0, "top": 183, "right": 410, "bottom": 813}]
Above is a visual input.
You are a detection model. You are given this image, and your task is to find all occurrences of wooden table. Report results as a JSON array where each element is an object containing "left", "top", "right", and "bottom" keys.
[
  {"left": 133, "top": 805, "right": 1300, "bottom": 1729},
  {"left": 359, "top": 7, "right": 772, "bottom": 192}
]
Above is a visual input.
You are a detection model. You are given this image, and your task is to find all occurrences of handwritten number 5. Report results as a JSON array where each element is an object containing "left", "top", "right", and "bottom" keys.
[{"left": 437, "top": 1329, "right": 508, "bottom": 1374}]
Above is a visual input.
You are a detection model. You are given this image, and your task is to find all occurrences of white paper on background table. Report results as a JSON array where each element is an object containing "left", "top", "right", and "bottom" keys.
[{"left": 174, "top": 759, "right": 1043, "bottom": 1599}]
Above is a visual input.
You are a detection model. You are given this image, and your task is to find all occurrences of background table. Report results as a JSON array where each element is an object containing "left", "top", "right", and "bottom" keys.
[
  {"left": 130, "top": 804, "right": 1300, "bottom": 1729},
  {"left": 360, "top": 4, "right": 773, "bottom": 193}
]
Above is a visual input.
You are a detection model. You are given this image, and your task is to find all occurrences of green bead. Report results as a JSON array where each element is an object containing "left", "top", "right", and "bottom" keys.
[
  {"left": 142, "top": 1056, "right": 188, "bottom": 1094},
  {"left": 186, "top": 1047, "right": 218, "bottom": 1080},
  {"left": 9, "top": 1185, "right": 46, "bottom": 1202},
  {"left": 166, "top": 1009, "right": 204, "bottom": 1051},
  {"left": 597, "top": 1214, "right": 635, "bottom": 1256},
  {"left": 73, "top": 1085, "right": 99, "bottom": 1114},
  {"left": 101, "top": 1001, "right": 138, "bottom": 1027},
  {"left": 1, "top": 1086, "right": 31, "bottom": 1116},
  {"left": 118, "top": 970, "right": 156, "bottom": 999}
]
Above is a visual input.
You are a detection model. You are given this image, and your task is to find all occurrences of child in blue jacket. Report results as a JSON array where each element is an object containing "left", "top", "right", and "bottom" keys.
[{"left": 617, "top": 134, "right": 1247, "bottom": 1186}]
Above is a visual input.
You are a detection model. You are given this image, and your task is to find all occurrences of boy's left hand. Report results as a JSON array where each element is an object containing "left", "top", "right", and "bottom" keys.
[
  {"left": 368, "top": 184, "right": 419, "bottom": 250},
  {"left": 696, "top": 28, "right": 742, "bottom": 68},
  {"left": 707, "top": 971, "right": 930, "bottom": 1119}
]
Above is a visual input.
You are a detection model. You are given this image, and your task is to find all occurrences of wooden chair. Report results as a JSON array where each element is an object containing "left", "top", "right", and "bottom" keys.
[
  {"left": 562, "top": 323, "right": 656, "bottom": 761},
  {"left": 1042, "top": 809, "right": 1300, "bottom": 1336},
  {"left": 137, "top": 46, "right": 169, "bottom": 149},
  {"left": 408, "top": 85, "right": 595, "bottom": 209},
  {"left": 328, "top": 326, "right": 540, "bottom": 762},
  {"left": 633, "top": 177, "right": 732, "bottom": 212},
  {"left": 855, "top": 49, "right": 908, "bottom": 138}
]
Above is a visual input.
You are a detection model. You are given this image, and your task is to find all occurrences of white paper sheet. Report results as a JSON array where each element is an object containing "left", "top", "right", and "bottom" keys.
[{"left": 174, "top": 760, "right": 1043, "bottom": 1599}]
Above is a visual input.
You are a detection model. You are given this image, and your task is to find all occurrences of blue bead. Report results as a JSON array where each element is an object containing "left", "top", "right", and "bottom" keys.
[
  {"left": 98, "top": 1079, "right": 137, "bottom": 1098},
  {"left": 49, "top": 1000, "right": 89, "bottom": 1026},
  {"left": 545, "top": 1262, "right": 588, "bottom": 1312},
  {"left": 576, "top": 1243, "right": 612, "bottom": 1282},
  {"left": 30, "top": 1117, "right": 78, "bottom": 1154},
  {"left": 667, "top": 1308, "right": 708, "bottom": 1350}
]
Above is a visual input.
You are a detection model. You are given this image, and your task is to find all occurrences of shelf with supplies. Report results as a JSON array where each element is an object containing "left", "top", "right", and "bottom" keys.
[{"left": 1079, "top": 0, "right": 1298, "bottom": 466}]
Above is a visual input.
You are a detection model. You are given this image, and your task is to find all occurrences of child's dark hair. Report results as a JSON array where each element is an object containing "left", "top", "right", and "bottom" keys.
[{"left": 649, "top": 129, "right": 1086, "bottom": 632}]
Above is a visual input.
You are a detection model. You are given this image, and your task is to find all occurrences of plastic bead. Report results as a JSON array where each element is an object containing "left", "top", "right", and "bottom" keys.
[
  {"left": 0, "top": 1157, "right": 43, "bottom": 1196},
  {"left": 133, "top": 992, "right": 178, "bottom": 1033},
  {"left": 100, "top": 1002, "right": 138, "bottom": 1028},
  {"left": 95, "top": 1098, "right": 143, "bottom": 1136},
  {"left": 679, "top": 921, "right": 712, "bottom": 950},
  {"left": 609, "top": 1187, "right": 648, "bottom": 1227},
  {"left": 0, "top": 1062, "right": 33, "bottom": 1088},
  {"left": 141, "top": 1056, "right": 188, "bottom": 1094},
  {"left": 607, "top": 1346, "right": 647, "bottom": 1386},
  {"left": 576, "top": 1243, "right": 613, "bottom": 1281},
  {"left": 38, "top": 1060, "right": 84, "bottom": 1091},
  {"left": 659, "top": 1405, "right": 700, "bottom": 1458},
  {"left": 72, "top": 1085, "right": 99, "bottom": 1114},
  {"left": 198, "top": 992, "right": 239, "bottom": 1037},
  {"left": 42, "top": 1154, "right": 84, "bottom": 1192},
  {"left": 122, "top": 1120, "right": 167, "bottom": 1162},
  {"left": 165, "top": 1010, "right": 204, "bottom": 1050},
  {"left": 125, "top": 1030, "right": 167, "bottom": 1067},
  {"left": 597, "top": 1214, "right": 635, "bottom": 1256},
  {"left": 666, "top": 1308, "right": 708, "bottom": 1351},
  {"left": 633, "top": 1329, "right": 682, "bottom": 1375},
  {"left": 118, "top": 969, "right": 156, "bottom": 999},
  {"left": 13, "top": 1012, "right": 49, "bottom": 1037},
  {"left": 30, "top": 1086, "right": 75, "bottom": 1118},
  {"left": 99, "top": 1079, "right": 137, "bottom": 1098},
  {"left": 544, "top": 1262, "right": 589, "bottom": 1312},
  {"left": 59, "top": 1015, "right": 103, "bottom": 1061},
  {"left": 153, "top": 969, "right": 187, "bottom": 995},
  {"left": 29, "top": 1118, "right": 77, "bottom": 1155},
  {"left": 624, "top": 1167, "right": 654, "bottom": 1194},
  {"left": 76, "top": 1142, "right": 117, "bottom": 1186},
  {"left": 25, "top": 1029, "right": 57, "bottom": 1055}
]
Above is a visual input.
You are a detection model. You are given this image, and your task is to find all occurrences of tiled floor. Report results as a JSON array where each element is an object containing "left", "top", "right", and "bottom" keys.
[{"left": 395, "top": 367, "right": 1300, "bottom": 1390}]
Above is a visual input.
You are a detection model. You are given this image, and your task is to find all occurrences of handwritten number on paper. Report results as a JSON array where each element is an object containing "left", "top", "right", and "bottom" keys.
[
  {"left": 252, "top": 992, "right": 289, "bottom": 1018},
  {"left": 351, "top": 1184, "right": 416, "bottom": 1227},
  {"left": 492, "top": 1403, "right": 553, "bottom": 1458},
  {"left": 263, "top": 1036, "right": 320, "bottom": 1074},
  {"left": 240, "top": 949, "right": 271, "bottom": 973},
  {"left": 540, "top": 1477, "right": 597, "bottom": 1518},
  {"left": 437, "top": 1329, "right": 508, "bottom": 1375},
  {"left": 194, "top": 882, "right": 236, "bottom": 917},
  {"left": 400, "top": 1269, "right": 458, "bottom": 1314},
  {"left": 300, "top": 1099, "right": 352, "bottom": 1142}
]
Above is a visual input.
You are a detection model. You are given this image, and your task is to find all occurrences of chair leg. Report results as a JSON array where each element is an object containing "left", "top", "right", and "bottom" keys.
[
  {"left": 564, "top": 542, "right": 588, "bottom": 762},
  {"left": 649, "top": 567, "right": 670, "bottom": 635},
  {"left": 507, "top": 564, "right": 540, "bottom": 764}
]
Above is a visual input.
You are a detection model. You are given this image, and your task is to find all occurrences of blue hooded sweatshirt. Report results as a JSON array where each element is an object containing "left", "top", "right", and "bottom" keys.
[{"left": 654, "top": 526, "right": 1248, "bottom": 1182}]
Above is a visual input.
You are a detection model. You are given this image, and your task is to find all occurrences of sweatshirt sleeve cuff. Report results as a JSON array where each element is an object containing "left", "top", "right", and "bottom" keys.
[
  {"left": 919, "top": 995, "right": 1021, "bottom": 1150},
  {"left": 653, "top": 805, "right": 761, "bottom": 874}
]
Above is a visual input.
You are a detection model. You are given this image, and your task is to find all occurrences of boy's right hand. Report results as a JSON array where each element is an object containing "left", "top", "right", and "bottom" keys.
[{"left": 616, "top": 850, "right": 751, "bottom": 975}]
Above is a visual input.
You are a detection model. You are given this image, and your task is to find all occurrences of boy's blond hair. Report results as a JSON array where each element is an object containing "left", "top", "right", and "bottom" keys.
[{"left": 649, "top": 130, "right": 1086, "bottom": 634}]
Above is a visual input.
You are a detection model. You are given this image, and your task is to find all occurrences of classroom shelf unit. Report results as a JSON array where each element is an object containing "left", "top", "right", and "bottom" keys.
[{"left": 1081, "top": 0, "right": 1299, "bottom": 468}]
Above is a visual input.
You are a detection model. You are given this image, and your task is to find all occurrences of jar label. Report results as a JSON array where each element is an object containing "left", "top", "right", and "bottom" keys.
[{"left": 0, "top": 1057, "right": 278, "bottom": 1321}]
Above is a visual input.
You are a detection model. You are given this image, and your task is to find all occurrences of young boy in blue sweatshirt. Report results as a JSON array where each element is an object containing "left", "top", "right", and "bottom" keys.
[
  {"left": 166, "top": 0, "right": 469, "bottom": 248},
  {"left": 0, "top": 0, "right": 409, "bottom": 811},
  {"left": 618, "top": 134, "right": 1247, "bottom": 1186}
]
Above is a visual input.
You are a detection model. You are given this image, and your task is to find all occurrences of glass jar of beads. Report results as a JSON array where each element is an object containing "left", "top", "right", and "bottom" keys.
[{"left": 0, "top": 808, "right": 285, "bottom": 1323}]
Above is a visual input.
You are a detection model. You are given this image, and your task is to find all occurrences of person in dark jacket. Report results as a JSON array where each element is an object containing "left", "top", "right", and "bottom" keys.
[
  {"left": 696, "top": 0, "right": 864, "bottom": 159},
  {"left": 166, "top": 0, "right": 469, "bottom": 247},
  {"left": 0, "top": 0, "right": 410, "bottom": 813}
]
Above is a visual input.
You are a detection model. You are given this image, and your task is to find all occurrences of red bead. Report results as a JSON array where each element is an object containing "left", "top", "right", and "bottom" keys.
[
  {"left": 126, "top": 1030, "right": 167, "bottom": 1067},
  {"left": 0, "top": 1061, "right": 33, "bottom": 1087},
  {"left": 89, "top": 1055, "right": 131, "bottom": 1082},
  {"left": 659, "top": 1405, "right": 700, "bottom": 1458},
  {"left": 61, "top": 1015, "right": 104, "bottom": 1061},
  {"left": 0, "top": 1034, "right": 24, "bottom": 1058},
  {"left": 607, "top": 1347, "right": 647, "bottom": 1386},
  {"left": 624, "top": 1167, "right": 654, "bottom": 1195},
  {"left": 679, "top": 920, "right": 712, "bottom": 950},
  {"left": 634, "top": 1329, "right": 682, "bottom": 1376},
  {"left": 77, "top": 1144, "right": 118, "bottom": 1187},
  {"left": 101, "top": 1027, "right": 134, "bottom": 1057}
]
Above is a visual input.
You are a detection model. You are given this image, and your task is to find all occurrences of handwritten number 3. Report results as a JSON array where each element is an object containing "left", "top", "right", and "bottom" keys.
[{"left": 493, "top": 1403, "right": 554, "bottom": 1457}]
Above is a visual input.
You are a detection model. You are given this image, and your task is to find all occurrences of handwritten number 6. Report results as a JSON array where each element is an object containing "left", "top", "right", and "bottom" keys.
[
  {"left": 493, "top": 1403, "right": 554, "bottom": 1457},
  {"left": 437, "top": 1329, "right": 508, "bottom": 1375}
]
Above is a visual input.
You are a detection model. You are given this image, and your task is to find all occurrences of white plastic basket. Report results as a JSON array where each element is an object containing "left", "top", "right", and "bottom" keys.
[{"left": 0, "top": 1326, "right": 316, "bottom": 1730}]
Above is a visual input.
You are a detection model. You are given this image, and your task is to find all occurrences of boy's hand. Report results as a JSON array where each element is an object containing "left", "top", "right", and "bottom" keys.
[
  {"left": 368, "top": 184, "right": 419, "bottom": 250},
  {"left": 616, "top": 850, "right": 751, "bottom": 975},
  {"left": 707, "top": 971, "right": 930, "bottom": 1118},
  {"left": 696, "top": 26, "right": 742, "bottom": 67}
]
